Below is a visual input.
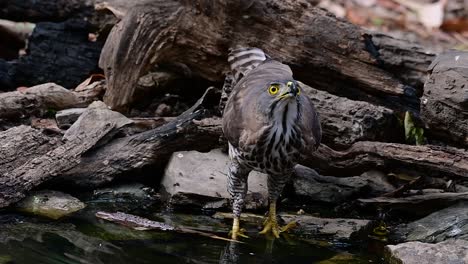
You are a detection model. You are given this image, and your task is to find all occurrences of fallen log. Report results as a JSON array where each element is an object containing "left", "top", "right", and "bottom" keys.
[
  {"left": 0, "top": 101, "right": 132, "bottom": 208},
  {"left": 0, "top": 126, "right": 60, "bottom": 175},
  {"left": 0, "top": 83, "right": 102, "bottom": 121},
  {"left": 308, "top": 142, "right": 468, "bottom": 180},
  {"left": 302, "top": 85, "right": 401, "bottom": 148},
  {"left": 100, "top": 0, "right": 433, "bottom": 112},
  {"left": 95, "top": 211, "right": 238, "bottom": 243}
]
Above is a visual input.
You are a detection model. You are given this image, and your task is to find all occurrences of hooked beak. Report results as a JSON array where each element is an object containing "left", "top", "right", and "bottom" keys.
[{"left": 278, "top": 81, "right": 299, "bottom": 99}]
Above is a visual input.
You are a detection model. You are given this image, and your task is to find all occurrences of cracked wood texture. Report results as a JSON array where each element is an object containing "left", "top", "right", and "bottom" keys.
[
  {"left": 307, "top": 142, "right": 468, "bottom": 180},
  {"left": 100, "top": 0, "right": 434, "bottom": 112},
  {"left": 0, "top": 82, "right": 103, "bottom": 122},
  {"left": 0, "top": 102, "right": 132, "bottom": 208},
  {"left": 0, "top": 126, "right": 60, "bottom": 176}
]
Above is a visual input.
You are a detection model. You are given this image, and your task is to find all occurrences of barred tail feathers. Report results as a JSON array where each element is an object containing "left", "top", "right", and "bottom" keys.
[{"left": 228, "top": 47, "right": 268, "bottom": 83}]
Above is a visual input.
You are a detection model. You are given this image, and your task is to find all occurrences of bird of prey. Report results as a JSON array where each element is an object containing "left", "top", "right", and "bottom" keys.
[{"left": 222, "top": 47, "right": 322, "bottom": 239}]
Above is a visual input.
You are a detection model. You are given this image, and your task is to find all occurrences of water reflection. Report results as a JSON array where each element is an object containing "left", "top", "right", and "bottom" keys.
[{"left": 0, "top": 210, "right": 378, "bottom": 264}]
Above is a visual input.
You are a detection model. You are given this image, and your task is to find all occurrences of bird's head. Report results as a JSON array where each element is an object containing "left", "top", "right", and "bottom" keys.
[
  {"left": 267, "top": 80, "right": 300, "bottom": 99},
  {"left": 259, "top": 79, "right": 302, "bottom": 120}
]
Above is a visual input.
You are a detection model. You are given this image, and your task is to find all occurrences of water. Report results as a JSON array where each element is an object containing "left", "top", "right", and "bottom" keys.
[{"left": 0, "top": 197, "right": 382, "bottom": 263}]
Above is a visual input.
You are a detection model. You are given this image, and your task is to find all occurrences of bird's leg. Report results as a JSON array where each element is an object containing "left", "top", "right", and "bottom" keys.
[
  {"left": 227, "top": 161, "right": 250, "bottom": 240},
  {"left": 259, "top": 201, "right": 281, "bottom": 238},
  {"left": 259, "top": 172, "right": 297, "bottom": 238}
]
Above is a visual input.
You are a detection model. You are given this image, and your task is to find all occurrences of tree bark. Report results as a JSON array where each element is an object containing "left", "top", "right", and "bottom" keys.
[
  {"left": 307, "top": 142, "right": 468, "bottom": 180},
  {"left": 99, "top": 0, "right": 434, "bottom": 112},
  {"left": 0, "top": 126, "right": 60, "bottom": 175},
  {"left": 0, "top": 83, "right": 103, "bottom": 121},
  {"left": 0, "top": 101, "right": 132, "bottom": 208},
  {"left": 302, "top": 84, "right": 402, "bottom": 148}
]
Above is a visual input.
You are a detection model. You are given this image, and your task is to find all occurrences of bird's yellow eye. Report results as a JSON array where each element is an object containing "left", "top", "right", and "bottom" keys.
[{"left": 269, "top": 85, "right": 279, "bottom": 95}]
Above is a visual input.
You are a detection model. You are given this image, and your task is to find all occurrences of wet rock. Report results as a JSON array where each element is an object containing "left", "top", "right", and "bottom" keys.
[
  {"left": 213, "top": 212, "right": 370, "bottom": 240},
  {"left": 385, "top": 239, "right": 468, "bottom": 264},
  {"left": 88, "top": 183, "right": 160, "bottom": 212},
  {"left": 161, "top": 149, "right": 268, "bottom": 210},
  {"left": 392, "top": 202, "right": 468, "bottom": 243},
  {"left": 359, "top": 170, "right": 396, "bottom": 194},
  {"left": 15, "top": 190, "right": 85, "bottom": 219},
  {"left": 293, "top": 165, "right": 367, "bottom": 203},
  {"left": 281, "top": 214, "right": 370, "bottom": 240},
  {"left": 55, "top": 108, "right": 86, "bottom": 129}
]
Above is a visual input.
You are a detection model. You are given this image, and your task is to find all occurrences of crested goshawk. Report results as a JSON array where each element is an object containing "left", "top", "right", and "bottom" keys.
[{"left": 222, "top": 47, "right": 322, "bottom": 239}]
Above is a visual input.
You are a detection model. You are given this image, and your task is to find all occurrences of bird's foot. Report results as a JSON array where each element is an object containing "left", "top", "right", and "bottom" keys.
[
  {"left": 259, "top": 215, "right": 297, "bottom": 238},
  {"left": 229, "top": 227, "right": 249, "bottom": 240},
  {"left": 230, "top": 217, "right": 249, "bottom": 240}
]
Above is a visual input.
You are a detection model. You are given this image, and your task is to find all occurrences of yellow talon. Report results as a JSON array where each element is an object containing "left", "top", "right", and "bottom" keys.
[
  {"left": 230, "top": 217, "right": 249, "bottom": 240},
  {"left": 259, "top": 203, "right": 297, "bottom": 238}
]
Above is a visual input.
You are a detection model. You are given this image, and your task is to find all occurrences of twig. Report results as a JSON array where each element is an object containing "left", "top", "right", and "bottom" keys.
[{"left": 96, "top": 211, "right": 242, "bottom": 243}]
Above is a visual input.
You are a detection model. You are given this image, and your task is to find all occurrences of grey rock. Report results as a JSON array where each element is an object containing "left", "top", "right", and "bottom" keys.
[
  {"left": 385, "top": 239, "right": 468, "bottom": 264},
  {"left": 161, "top": 149, "right": 268, "bottom": 210},
  {"left": 93, "top": 182, "right": 156, "bottom": 200},
  {"left": 55, "top": 108, "right": 86, "bottom": 129},
  {"left": 293, "top": 165, "right": 368, "bottom": 203},
  {"left": 393, "top": 202, "right": 468, "bottom": 243},
  {"left": 360, "top": 170, "right": 396, "bottom": 194},
  {"left": 421, "top": 50, "right": 468, "bottom": 147},
  {"left": 16, "top": 190, "right": 85, "bottom": 219},
  {"left": 89, "top": 183, "right": 160, "bottom": 211}
]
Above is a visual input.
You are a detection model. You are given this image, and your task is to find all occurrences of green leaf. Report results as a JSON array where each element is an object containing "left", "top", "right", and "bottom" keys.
[{"left": 404, "top": 111, "right": 425, "bottom": 145}]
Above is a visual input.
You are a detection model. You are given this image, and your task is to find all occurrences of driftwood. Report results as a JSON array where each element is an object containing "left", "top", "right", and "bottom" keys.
[
  {"left": 0, "top": 101, "right": 132, "bottom": 208},
  {"left": 95, "top": 211, "right": 238, "bottom": 243},
  {"left": 303, "top": 85, "right": 401, "bottom": 148},
  {"left": 308, "top": 142, "right": 468, "bottom": 179},
  {"left": 421, "top": 50, "right": 468, "bottom": 147},
  {"left": 0, "top": 83, "right": 102, "bottom": 121},
  {"left": 57, "top": 109, "right": 221, "bottom": 187},
  {"left": 0, "top": 126, "right": 60, "bottom": 175},
  {"left": 99, "top": 0, "right": 434, "bottom": 112}
]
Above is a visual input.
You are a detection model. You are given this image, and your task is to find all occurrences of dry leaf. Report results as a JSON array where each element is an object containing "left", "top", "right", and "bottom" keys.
[
  {"left": 74, "top": 74, "right": 105, "bottom": 91},
  {"left": 441, "top": 18, "right": 468, "bottom": 33}
]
